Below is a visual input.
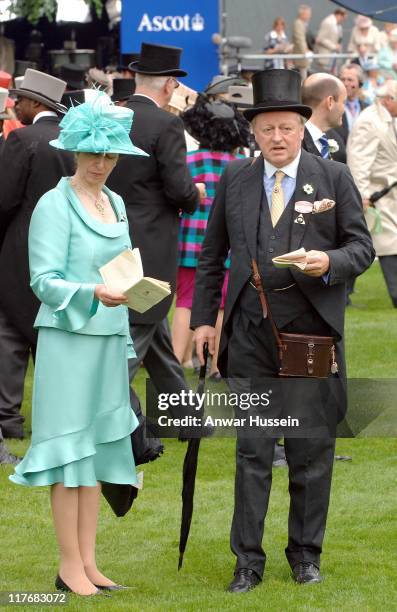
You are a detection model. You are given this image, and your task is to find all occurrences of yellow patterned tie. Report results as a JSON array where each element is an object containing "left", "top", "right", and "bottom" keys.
[{"left": 271, "top": 170, "right": 285, "bottom": 227}]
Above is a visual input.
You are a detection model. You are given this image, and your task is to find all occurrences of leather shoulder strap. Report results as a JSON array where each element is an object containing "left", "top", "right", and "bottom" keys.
[{"left": 251, "top": 259, "right": 283, "bottom": 354}]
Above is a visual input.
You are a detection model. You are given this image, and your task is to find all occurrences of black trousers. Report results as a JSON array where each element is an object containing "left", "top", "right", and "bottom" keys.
[
  {"left": 0, "top": 307, "right": 36, "bottom": 438},
  {"left": 379, "top": 255, "right": 397, "bottom": 307},
  {"left": 227, "top": 309, "right": 336, "bottom": 578},
  {"left": 128, "top": 318, "right": 191, "bottom": 419}
]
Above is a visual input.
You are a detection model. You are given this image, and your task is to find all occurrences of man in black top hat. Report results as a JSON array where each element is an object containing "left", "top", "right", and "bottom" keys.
[
  {"left": 107, "top": 43, "right": 203, "bottom": 428},
  {"left": 191, "top": 69, "right": 374, "bottom": 591},
  {"left": 0, "top": 69, "right": 74, "bottom": 442}
]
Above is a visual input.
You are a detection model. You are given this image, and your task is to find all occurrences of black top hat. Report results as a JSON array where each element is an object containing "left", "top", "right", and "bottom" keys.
[
  {"left": 243, "top": 69, "right": 312, "bottom": 121},
  {"left": 60, "top": 64, "right": 88, "bottom": 91},
  {"left": 61, "top": 89, "right": 86, "bottom": 109},
  {"left": 129, "top": 43, "right": 187, "bottom": 77},
  {"left": 118, "top": 53, "right": 140, "bottom": 72},
  {"left": 14, "top": 60, "right": 37, "bottom": 78},
  {"left": 111, "top": 78, "right": 136, "bottom": 102}
]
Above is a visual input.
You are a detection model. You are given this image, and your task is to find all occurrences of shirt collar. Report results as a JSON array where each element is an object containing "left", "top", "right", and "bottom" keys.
[
  {"left": 264, "top": 150, "right": 301, "bottom": 179},
  {"left": 305, "top": 120, "right": 324, "bottom": 143},
  {"left": 33, "top": 111, "right": 58, "bottom": 124},
  {"left": 133, "top": 93, "right": 160, "bottom": 107}
]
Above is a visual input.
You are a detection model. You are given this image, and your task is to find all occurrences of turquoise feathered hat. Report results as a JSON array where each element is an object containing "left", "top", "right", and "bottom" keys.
[{"left": 50, "top": 91, "right": 148, "bottom": 156}]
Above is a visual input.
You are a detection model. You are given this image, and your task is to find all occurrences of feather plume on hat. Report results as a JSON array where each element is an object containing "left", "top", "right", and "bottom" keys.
[{"left": 50, "top": 91, "right": 148, "bottom": 156}]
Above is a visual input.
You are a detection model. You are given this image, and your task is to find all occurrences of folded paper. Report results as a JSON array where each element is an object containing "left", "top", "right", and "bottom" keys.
[
  {"left": 99, "top": 248, "right": 171, "bottom": 313},
  {"left": 272, "top": 247, "right": 307, "bottom": 270}
]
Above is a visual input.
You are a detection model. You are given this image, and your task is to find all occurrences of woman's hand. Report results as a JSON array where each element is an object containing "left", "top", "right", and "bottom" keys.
[
  {"left": 95, "top": 284, "right": 128, "bottom": 307},
  {"left": 196, "top": 182, "right": 207, "bottom": 201}
]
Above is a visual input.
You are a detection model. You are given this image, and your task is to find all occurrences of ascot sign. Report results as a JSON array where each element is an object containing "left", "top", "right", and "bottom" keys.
[
  {"left": 121, "top": 0, "right": 218, "bottom": 91},
  {"left": 137, "top": 12, "right": 205, "bottom": 33}
]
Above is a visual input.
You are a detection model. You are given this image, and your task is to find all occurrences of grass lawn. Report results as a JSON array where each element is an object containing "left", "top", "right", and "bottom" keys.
[{"left": 1, "top": 261, "right": 396, "bottom": 611}]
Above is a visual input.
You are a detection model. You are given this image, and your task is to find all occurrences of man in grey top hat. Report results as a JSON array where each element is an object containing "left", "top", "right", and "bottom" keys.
[
  {"left": 192, "top": 68, "right": 374, "bottom": 592},
  {"left": 0, "top": 69, "right": 74, "bottom": 443}
]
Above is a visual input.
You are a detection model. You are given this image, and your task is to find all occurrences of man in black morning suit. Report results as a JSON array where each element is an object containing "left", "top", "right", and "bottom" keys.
[
  {"left": 0, "top": 69, "right": 73, "bottom": 454},
  {"left": 107, "top": 43, "right": 202, "bottom": 424},
  {"left": 191, "top": 69, "right": 374, "bottom": 592},
  {"left": 302, "top": 73, "right": 361, "bottom": 310},
  {"left": 301, "top": 73, "right": 347, "bottom": 164}
]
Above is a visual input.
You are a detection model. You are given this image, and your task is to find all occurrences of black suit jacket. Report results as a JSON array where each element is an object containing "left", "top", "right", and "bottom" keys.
[
  {"left": 190, "top": 149, "right": 375, "bottom": 377},
  {"left": 0, "top": 116, "right": 75, "bottom": 343},
  {"left": 303, "top": 127, "right": 347, "bottom": 164},
  {"left": 107, "top": 95, "right": 199, "bottom": 323}
]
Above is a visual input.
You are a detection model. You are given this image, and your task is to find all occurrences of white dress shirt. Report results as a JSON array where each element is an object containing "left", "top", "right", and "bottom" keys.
[
  {"left": 305, "top": 120, "right": 325, "bottom": 154},
  {"left": 33, "top": 111, "right": 58, "bottom": 124}
]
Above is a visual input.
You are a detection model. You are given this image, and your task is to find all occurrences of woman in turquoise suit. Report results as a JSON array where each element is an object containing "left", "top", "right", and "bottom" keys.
[{"left": 10, "top": 92, "right": 148, "bottom": 596}]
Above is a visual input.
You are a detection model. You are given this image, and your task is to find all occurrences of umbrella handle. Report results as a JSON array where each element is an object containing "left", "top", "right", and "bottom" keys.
[{"left": 198, "top": 342, "right": 209, "bottom": 383}]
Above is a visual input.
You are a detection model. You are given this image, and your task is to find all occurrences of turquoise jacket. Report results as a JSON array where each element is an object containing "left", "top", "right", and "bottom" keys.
[{"left": 29, "top": 177, "right": 135, "bottom": 354}]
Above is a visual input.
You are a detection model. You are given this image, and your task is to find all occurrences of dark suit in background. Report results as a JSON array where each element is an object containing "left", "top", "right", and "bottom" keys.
[
  {"left": 107, "top": 94, "right": 199, "bottom": 417},
  {"left": 303, "top": 126, "right": 347, "bottom": 164},
  {"left": 191, "top": 149, "right": 374, "bottom": 578},
  {"left": 0, "top": 116, "right": 74, "bottom": 437}
]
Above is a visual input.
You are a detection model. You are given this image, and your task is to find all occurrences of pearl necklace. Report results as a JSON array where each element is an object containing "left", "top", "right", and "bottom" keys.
[{"left": 71, "top": 180, "right": 107, "bottom": 216}]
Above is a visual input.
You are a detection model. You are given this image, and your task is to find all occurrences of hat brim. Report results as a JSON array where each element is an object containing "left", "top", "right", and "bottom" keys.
[
  {"left": 111, "top": 95, "right": 131, "bottom": 103},
  {"left": 128, "top": 61, "right": 187, "bottom": 77},
  {"left": 243, "top": 103, "right": 312, "bottom": 121},
  {"left": 9, "top": 87, "right": 63, "bottom": 112},
  {"left": 49, "top": 138, "right": 149, "bottom": 157}
]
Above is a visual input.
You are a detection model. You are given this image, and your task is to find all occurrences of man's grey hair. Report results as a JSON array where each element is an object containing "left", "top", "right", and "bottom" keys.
[
  {"left": 135, "top": 74, "right": 169, "bottom": 91},
  {"left": 376, "top": 79, "right": 397, "bottom": 101}
]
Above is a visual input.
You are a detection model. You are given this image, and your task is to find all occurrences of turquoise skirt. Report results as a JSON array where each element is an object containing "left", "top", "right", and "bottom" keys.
[{"left": 10, "top": 328, "right": 139, "bottom": 488}]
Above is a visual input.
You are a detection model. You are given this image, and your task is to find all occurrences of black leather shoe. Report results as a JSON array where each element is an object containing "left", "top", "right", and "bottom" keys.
[
  {"left": 55, "top": 575, "right": 105, "bottom": 596},
  {"left": 0, "top": 442, "right": 20, "bottom": 465},
  {"left": 227, "top": 568, "right": 261, "bottom": 593},
  {"left": 2, "top": 426, "right": 25, "bottom": 439},
  {"left": 292, "top": 562, "right": 322, "bottom": 584}
]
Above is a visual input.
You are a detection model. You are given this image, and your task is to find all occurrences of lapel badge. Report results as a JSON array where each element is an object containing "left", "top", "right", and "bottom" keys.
[
  {"left": 302, "top": 183, "right": 314, "bottom": 195},
  {"left": 294, "top": 214, "right": 305, "bottom": 225}
]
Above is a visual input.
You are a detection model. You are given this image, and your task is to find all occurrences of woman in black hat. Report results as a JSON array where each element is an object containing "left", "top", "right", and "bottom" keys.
[{"left": 172, "top": 96, "right": 250, "bottom": 378}]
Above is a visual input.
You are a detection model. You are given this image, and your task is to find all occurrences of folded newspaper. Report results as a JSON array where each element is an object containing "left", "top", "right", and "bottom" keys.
[
  {"left": 99, "top": 248, "right": 171, "bottom": 313},
  {"left": 272, "top": 247, "right": 307, "bottom": 271}
]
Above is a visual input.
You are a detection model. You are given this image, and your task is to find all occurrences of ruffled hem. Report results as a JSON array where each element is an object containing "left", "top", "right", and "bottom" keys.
[{"left": 10, "top": 404, "right": 138, "bottom": 488}]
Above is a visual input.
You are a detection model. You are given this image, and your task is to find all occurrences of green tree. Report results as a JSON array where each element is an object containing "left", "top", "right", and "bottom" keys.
[{"left": 11, "top": 0, "right": 103, "bottom": 24}]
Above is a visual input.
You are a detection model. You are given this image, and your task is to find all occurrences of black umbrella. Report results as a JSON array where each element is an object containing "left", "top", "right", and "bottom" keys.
[
  {"left": 178, "top": 342, "right": 209, "bottom": 570},
  {"left": 369, "top": 180, "right": 397, "bottom": 204}
]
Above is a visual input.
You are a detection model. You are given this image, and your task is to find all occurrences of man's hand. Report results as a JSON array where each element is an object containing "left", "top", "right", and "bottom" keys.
[
  {"left": 302, "top": 250, "right": 330, "bottom": 277},
  {"left": 194, "top": 325, "right": 216, "bottom": 365},
  {"left": 95, "top": 284, "right": 128, "bottom": 307},
  {"left": 362, "top": 198, "right": 372, "bottom": 211}
]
